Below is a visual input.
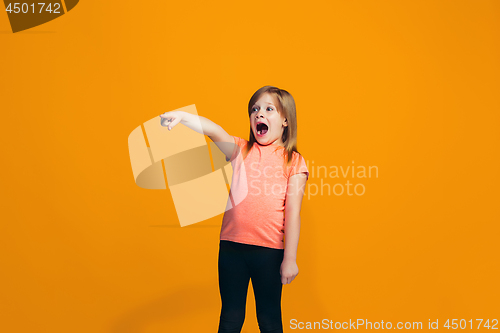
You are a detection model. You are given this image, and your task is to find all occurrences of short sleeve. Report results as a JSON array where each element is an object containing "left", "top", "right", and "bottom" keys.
[
  {"left": 225, "top": 136, "right": 247, "bottom": 162},
  {"left": 288, "top": 153, "right": 309, "bottom": 181}
]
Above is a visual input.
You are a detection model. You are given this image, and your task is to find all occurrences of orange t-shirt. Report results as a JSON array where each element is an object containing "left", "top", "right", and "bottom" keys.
[{"left": 220, "top": 136, "right": 309, "bottom": 249}]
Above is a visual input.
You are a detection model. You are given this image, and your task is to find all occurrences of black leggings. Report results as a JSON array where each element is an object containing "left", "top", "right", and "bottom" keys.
[{"left": 218, "top": 240, "right": 284, "bottom": 333}]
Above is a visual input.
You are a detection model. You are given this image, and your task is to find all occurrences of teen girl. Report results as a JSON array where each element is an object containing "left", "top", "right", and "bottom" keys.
[{"left": 160, "top": 86, "right": 309, "bottom": 333}]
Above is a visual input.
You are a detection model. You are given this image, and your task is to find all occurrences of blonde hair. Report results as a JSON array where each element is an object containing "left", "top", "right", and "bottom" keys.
[{"left": 241, "top": 85, "right": 302, "bottom": 172}]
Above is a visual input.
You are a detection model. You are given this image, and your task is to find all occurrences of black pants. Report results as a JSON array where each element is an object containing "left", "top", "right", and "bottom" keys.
[{"left": 218, "top": 240, "right": 284, "bottom": 333}]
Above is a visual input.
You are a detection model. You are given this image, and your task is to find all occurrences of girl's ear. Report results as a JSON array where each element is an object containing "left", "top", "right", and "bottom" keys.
[{"left": 283, "top": 118, "right": 288, "bottom": 127}]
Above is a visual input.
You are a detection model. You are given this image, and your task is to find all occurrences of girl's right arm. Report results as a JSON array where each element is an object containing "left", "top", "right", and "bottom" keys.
[{"left": 160, "top": 111, "right": 235, "bottom": 161}]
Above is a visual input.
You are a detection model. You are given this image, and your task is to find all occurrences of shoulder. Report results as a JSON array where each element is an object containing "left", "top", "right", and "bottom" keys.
[
  {"left": 225, "top": 136, "right": 249, "bottom": 162},
  {"left": 230, "top": 135, "right": 248, "bottom": 148},
  {"left": 291, "top": 151, "right": 305, "bottom": 163},
  {"left": 287, "top": 151, "right": 309, "bottom": 180}
]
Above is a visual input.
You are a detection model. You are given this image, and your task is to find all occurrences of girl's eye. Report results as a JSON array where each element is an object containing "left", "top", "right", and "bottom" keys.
[
  {"left": 267, "top": 107, "right": 274, "bottom": 111},
  {"left": 251, "top": 107, "right": 258, "bottom": 112}
]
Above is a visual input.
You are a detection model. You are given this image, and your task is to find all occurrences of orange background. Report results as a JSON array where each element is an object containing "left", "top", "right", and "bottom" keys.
[{"left": 1, "top": 1, "right": 499, "bottom": 332}]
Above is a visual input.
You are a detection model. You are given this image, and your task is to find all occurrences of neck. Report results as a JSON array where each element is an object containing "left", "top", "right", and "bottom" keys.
[{"left": 256, "top": 139, "right": 285, "bottom": 147}]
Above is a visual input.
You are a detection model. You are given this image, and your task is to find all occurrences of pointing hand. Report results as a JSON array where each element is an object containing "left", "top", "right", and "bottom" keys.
[{"left": 159, "top": 111, "right": 183, "bottom": 131}]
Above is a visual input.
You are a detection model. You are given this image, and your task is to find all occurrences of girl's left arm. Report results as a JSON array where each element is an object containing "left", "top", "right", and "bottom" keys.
[{"left": 281, "top": 173, "right": 308, "bottom": 285}]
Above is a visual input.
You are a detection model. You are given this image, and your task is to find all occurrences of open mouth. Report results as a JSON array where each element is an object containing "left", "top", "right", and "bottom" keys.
[{"left": 257, "top": 123, "right": 268, "bottom": 135}]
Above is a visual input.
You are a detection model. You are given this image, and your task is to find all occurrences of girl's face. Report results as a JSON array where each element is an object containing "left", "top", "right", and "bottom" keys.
[{"left": 250, "top": 93, "right": 288, "bottom": 147}]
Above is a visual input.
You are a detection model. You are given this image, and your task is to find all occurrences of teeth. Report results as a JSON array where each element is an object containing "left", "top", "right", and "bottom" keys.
[{"left": 257, "top": 131, "right": 261, "bottom": 135}]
